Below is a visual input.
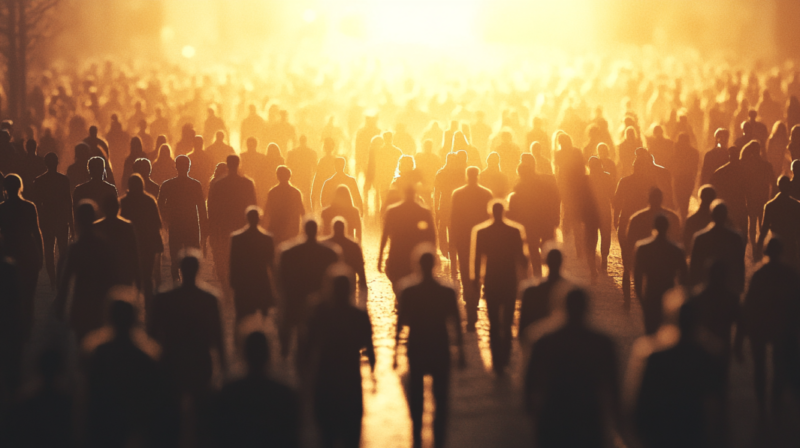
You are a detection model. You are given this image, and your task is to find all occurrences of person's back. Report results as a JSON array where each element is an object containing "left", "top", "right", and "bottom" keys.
[
  {"left": 709, "top": 148, "right": 747, "bottom": 231},
  {"left": 381, "top": 191, "right": 436, "bottom": 285},
  {"left": 398, "top": 272, "right": 460, "bottom": 364},
  {"left": 205, "top": 132, "right": 235, "bottom": 169},
  {"left": 473, "top": 212, "right": 526, "bottom": 289},
  {"left": 214, "top": 332, "right": 299, "bottom": 448},
  {"left": 321, "top": 158, "right": 362, "bottom": 212},
  {"left": 689, "top": 203, "right": 746, "bottom": 293},
  {"left": 450, "top": 177, "right": 493, "bottom": 250},
  {"left": 323, "top": 221, "right": 367, "bottom": 299},
  {"left": 526, "top": 290, "right": 619, "bottom": 448},
  {"left": 230, "top": 208, "right": 275, "bottom": 321},
  {"left": 286, "top": 137, "right": 318, "bottom": 206},
  {"left": 265, "top": 167, "right": 305, "bottom": 245},
  {"left": 636, "top": 305, "right": 723, "bottom": 448},
  {"left": 73, "top": 156, "right": 119, "bottom": 218},
  {"left": 188, "top": 136, "right": 214, "bottom": 194},
  {"left": 94, "top": 197, "right": 140, "bottom": 287},
  {"left": 683, "top": 186, "right": 716, "bottom": 253}
]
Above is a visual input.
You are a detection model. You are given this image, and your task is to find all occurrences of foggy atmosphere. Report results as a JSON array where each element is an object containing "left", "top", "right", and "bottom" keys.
[{"left": 2, "top": 0, "right": 800, "bottom": 447}]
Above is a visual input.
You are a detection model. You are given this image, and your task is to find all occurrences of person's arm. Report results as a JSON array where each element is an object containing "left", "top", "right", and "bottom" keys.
[
  {"left": 355, "top": 214, "right": 362, "bottom": 242},
  {"left": 350, "top": 177, "right": 364, "bottom": 215},
  {"left": 393, "top": 291, "right": 405, "bottom": 369},
  {"left": 197, "top": 185, "right": 209, "bottom": 251},
  {"left": 612, "top": 181, "right": 623, "bottom": 229},
  {"left": 471, "top": 227, "right": 482, "bottom": 290},
  {"left": 756, "top": 204, "right": 770, "bottom": 257},
  {"left": 30, "top": 205, "right": 44, "bottom": 272},
  {"left": 363, "top": 315, "right": 376, "bottom": 373},
  {"left": 450, "top": 290, "right": 465, "bottom": 368},
  {"left": 633, "top": 245, "right": 644, "bottom": 299},
  {"left": 378, "top": 218, "right": 389, "bottom": 273}
]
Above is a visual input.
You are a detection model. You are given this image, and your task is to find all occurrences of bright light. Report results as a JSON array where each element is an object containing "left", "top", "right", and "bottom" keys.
[
  {"left": 181, "top": 45, "right": 196, "bottom": 59},
  {"left": 303, "top": 9, "right": 317, "bottom": 24},
  {"left": 363, "top": 0, "right": 481, "bottom": 48}
]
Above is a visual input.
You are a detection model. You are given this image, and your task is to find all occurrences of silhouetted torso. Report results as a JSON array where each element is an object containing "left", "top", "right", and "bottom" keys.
[
  {"left": 689, "top": 225, "right": 745, "bottom": 294},
  {"left": 382, "top": 200, "right": 436, "bottom": 283},
  {"left": 230, "top": 226, "right": 275, "bottom": 317},
  {"left": 73, "top": 179, "right": 118, "bottom": 217},
  {"left": 397, "top": 277, "right": 460, "bottom": 365},
  {"left": 94, "top": 215, "right": 140, "bottom": 286},
  {"left": 208, "top": 173, "right": 258, "bottom": 239},
  {"left": 265, "top": 182, "right": 305, "bottom": 245}
]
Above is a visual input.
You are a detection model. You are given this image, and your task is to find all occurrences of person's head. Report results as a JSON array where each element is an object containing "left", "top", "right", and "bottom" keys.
[
  {"left": 4, "top": 173, "right": 22, "bottom": 197},
  {"left": 466, "top": 166, "right": 479, "bottom": 184},
  {"left": 157, "top": 143, "right": 171, "bottom": 160},
  {"left": 648, "top": 187, "right": 663, "bottom": 208},
  {"left": 175, "top": 154, "right": 190, "bottom": 175},
  {"left": 246, "top": 137, "right": 257, "bottom": 152},
  {"left": 778, "top": 175, "right": 792, "bottom": 194},
  {"left": 89, "top": 125, "right": 98, "bottom": 137},
  {"left": 212, "top": 162, "right": 227, "bottom": 180},
  {"left": 698, "top": 185, "right": 716, "bottom": 204},
  {"left": 75, "top": 201, "right": 96, "bottom": 235},
  {"left": 715, "top": 128, "right": 729, "bottom": 146},
  {"left": 304, "top": 219, "right": 318, "bottom": 240},
  {"left": 87, "top": 156, "right": 106, "bottom": 179},
  {"left": 101, "top": 195, "right": 119, "bottom": 219},
  {"left": 334, "top": 157, "right": 346, "bottom": 172},
  {"left": 266, "top": 143, "right": 281, "bottom": 159},
  {"left": 676, "top": 133, "right": 690, "bottom": 147},
  {"left": 179, "top": 252, "right": 200, "bottom": 285},
  {"left": 369, "top": 135, "right": 384, "bottom": 151},
  {"left": 244, "top": 331, "right": 270, "bottom": 375},
  {"left": 333, "top": 185, "right": 354, "bottom": 208},
  {"left": 565, "top": 289, "right": 589, "bottom": 325},
  {"left": 75, "top": 143, "right": 90, "bottom": 161},
  {"left": 109, "top": 300, "right": 136, "bottom": 338},
  {"left": 248, "top": 104, "right": 257, "bottom": 115},
  {"left": 748, "top": 109, "right": 758, "bottom": 121},
  {"left": 133, "top": 158, "right": 152, "bottom": 178},
  {"left": 382, "top": 131, "right": 393, "bottom": 146},
  {"left": 396, "top": 155, "right": 414, "bottom": 177},
  {"left": 245, "top": 205, "right": 261, "bottom": 227},
  {"left": 792, "top": 125, "right": 800, "bottom": 143},
  {"left": 625, "top": 126, "right": 637, "bottom": 141},
  {"left": 422, "top": 139, "right": 433, "bottom": 153},
  {"left": 546, "top": 248, "right": 562, "bottom": 277},
  {"left": 44, "top": 152, "right": 58, "bottom": 171},
  {"left": 138, "top": 119, "right": 147, "bottom": 133},
  {"left": 792, "top": 159, "right": 800, "bottom": 177},
  {"left": 652, "top": 125, "right": 663, "bottom": 138},
  {"left": 487, "top": 152, "right": 500, "bottom": 168},
  {"left": 557, "top": 132, "right": 572, "bottom": 150},
  {"left": 276, "top": 165, "right": 291, "bottom": 183},
  {"left": 653, "top": 214, "right": 669, "bottom": 235},
  {"left": 207, "top": 107, "right": 215, "bottom": 117},
  {"left": 742, "top": 121, "right": 754, "bottom": 137},
  {"left": 193, "top": 135, "right": 204, "bottom": 152},
  {"left": 332, "top": 217, "right": 347, "bottom": 236},
  {"left": 215, "top": 131, "right": 225, "bottom": 143},
  {"left": 501, "top": 131, "right": 512, "bottom": 143},
  {"left": 127, "top": 173, "right": 144, "bottom": 194},
  {"left": 711, "top": 200, "right": 728, "bottom": 225},
  {"left": 764, "top": 236, "right": 783, "bottom": 262},
  {"left": 587, "top": 156, "right": 602, "bottom": 173},
  {"left": 323, "top": 137, "right": 335, "bottom": 154},
  {"left": 529, "top": 141, "right": 542, "bottom": 155},
  {"left": 587, "top": 124, "right": 600, "bottom": 140},
  {"left": 741, "top": 140, "right": 760, "bottom": 160},
  {"left": 491, "top": 201, "right": 504, "bottom": 221},
  {"left": 403, "top": 184, "right": 416, "bottom": 202},
  {"left": 226, "top": 154, "right": 240, "bottom": 173},
  {"left": 130, "top": 136, "right": 143, "bottom": 156},
  {"left": 299, "top": 134, "right": 307, "bottom": 147},
  {"left": 728, "top": 146, "right": 740, "bottom": 163},
  {"left": 597, "top": 142, "right": 609, "bottom": 159},
  {"left": 419, "top": 251, "right": 435, "bottom": 277},
  {"left": 25, "top": 139, "right": 36, "bottom": 156}
]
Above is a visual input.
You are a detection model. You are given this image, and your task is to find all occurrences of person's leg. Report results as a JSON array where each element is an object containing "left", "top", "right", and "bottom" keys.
[
  {"left": 431, "top": 362, "right": 451, "bottom": 448},
  {"left": 141, "top": 251, "right": 156, "bottom": 327},
  {"left": 585, "top": 223, "right": 599, "bottom": 279},
  {"left": 498, "top": 294, "right": 516, "bottom": 369},
  {"left": 484, "top": 295, "right": 503, "bottom": 372},
  {"left": 407, "top": 361, "right": 425, "bottom": 448},
  {"left": 529, "top": 234, "right": 543, "bottom": 278},
  {"left": 751, "top": 340, "right": 767, "bottom": 416},
  {"left": 600, "top": 218, "right": 611, "bottom": 270},
  {"left": 457, "top": 245, "right": 478, "bottom": 329},
  {"left": 168, "top": 228, "right": 182, "bottom": 282},
  {"left": 41, "top": 227, "right": 57, "bottom": 286}
]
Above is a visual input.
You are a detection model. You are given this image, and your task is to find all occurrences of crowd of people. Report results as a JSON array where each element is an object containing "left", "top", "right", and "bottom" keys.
[{"left": 0, "top": 54, "right": 800, "bottom": 447}]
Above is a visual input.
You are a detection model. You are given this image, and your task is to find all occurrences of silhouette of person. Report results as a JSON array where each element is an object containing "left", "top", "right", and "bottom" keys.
[
  {"left": 619, "top": 126, "right": 639, "bottom": 177},
  {"left": 277, "top": 219, "right": 339, "bottom": 358},
  {"left": 86, "top": 300, "right": 167, "bottom": 448},
  {"left": 323, "top": 219, "right": 368, "bottom": 304},
  {"left": 189, "top": 135, "right": 214, "bottom": 195},
  {"left": 614, "top": 154, "right": 662, "bottom": 303},
  {"left": 121, "top": 136, "right": 146, "bottom": 188},
  {"left": 634, "top": 214, "right": 688, "bottom": 334},
  {"left": 683, "top": 185, "right": 716, "bottom": 254},
  {"left": 519, "top": 249, "right": 568, "bottom": 337},
  {"left": 701, "top": 128, "right": 730, "bottom": 186},
  {"left": 312, "top": 137, "right": 337, "bottom": 212},
  {"left": 286, "top": 134, "right": 318, "bottom": 210},
  {"left": 626, "top": 187, "right": 681, "bottom": 255},
  {"left": 0, "top": 236, "right": 21, "bottom": 395},
  {"left": 479, "top": 152, "right": 510, "bottom": 199},
  {"left": 395, "top": 251, "right": 463, "bottom": 448},
  {"left": 355, "top": 114, "right": 380, "bottom": 177},
  {"left": 151, "top": 143, "right": 177, "bottom": 186},
  {"left": 132, "top": 157, "right": 160, "bottom": 198},
  {"left": 264, "top": 165, "right": 305, "bottom": 247},
  {"left": 31, "top": 152, "right": 72, "bottom": 286},
  {"left": 767, "top": 121, "right": 788, "bottom": 176},
  {"left": 525, "top": 289, "right": 620, "bottom": 448},
  {"left": 240, "top": 136, "right": 270, "bottom": 203},
  {"left": 73, "top": 156, "right": 118, "bottom": 218},
  {"left": 321, "top": 157, "right": 363, "bottom": 213},
  {"left": 205, "top": 130, "right": 235, "bottom": 170},
  {"left": 203, "top": 108, "right": 227, "bottom": 145},
  {"left": 596, "top": 142, "right": 616, "bottom": 184},
  {"left": 67, "top": 142, "right": 91, "bottom": 192},
  {"left": 263, "top": 142, "right": 285, "bottom": 195},
  {"left": 95, "top": 195, "right": 141, "bottom": 289},
  {"left": 635, "top": 303, "right": 725, "bottom": 448},
  {"left": 452, "top": 130, "right": 483, "bottom": 170},
  {"left": 157, "top": 155, "right": 207, "bottom": 282},
  {"left": 0, "top": 174, "right": 43, "bottom": 341},
  {"left": 120, "top": 174, "right": 163, "bottom": 317},
  {"left": 379, "top": 186, "right": 436, "bottom": 294},
  {"left": 472, "top": 201, "right": 528, "bottom": 373},
  {"left": 321, "top": 185, "right": 361, "bottom": 240},
  {"left": 734, "top": 238, "right": 800, "bottom": 416},
  {"left": 19, "top": 138, "right": 45, "bottom": 189},
  {"left": 207, "top": 154, "right": 257, "bottom": 285},
  {"left": 306, "top": 274, "right": 375, "bottom": 448},
  {"left": 150, "top": 253, "right": 226, "bottom": 395},
  {"left": 496, "top": 130, "right": 521, "bottom": 181},
  {"left": 230, "top": 207, "right": 275, "bottom": 323},
  {"left": 672, "top": 133, "right": 700, "bottom": 220},
  {"left": 433, "top": 152, "right": 465, "bottom": 263},
  {"left": 553, "top": 132, "right": 587, "bottom": 248},
  {"left": 213, "top": 332, "right": 299, "bottom": 448},
  {"left": 240, "top": 104, "right": 267, "bottom": 152},
  {"left": 508, "top": 156, "right": 561, "bottom": 277},
  {"left": 740, "top": 141, "right": 775, "bottom": 254},
  {"left": 413, "top": 139, "right": 442, "bottom": 206},
  {"left": 366, "top": 132, "right": 402, "bottom": 214},
  {"left": 757, "top": 176, "right": 800, "bottom": 268},
  {"left": 55, "top": 202, "right": 116, "bottom": 342},
  {"left": 450, "top": 166, "right": 493, "bottom": 329},
  {"left": 6, "top": 348, "right": 73, "bottom": 448},
  {"left": 586, "top": 156, "right": 614, "bottom": 274},
  {"left": 689, "top": 201, "right": 746, "bottom": 295}
]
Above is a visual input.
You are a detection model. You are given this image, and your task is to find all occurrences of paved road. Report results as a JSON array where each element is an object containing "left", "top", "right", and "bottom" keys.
[{"left": 23, "top": 221, "right": 800, "bottom": 448}]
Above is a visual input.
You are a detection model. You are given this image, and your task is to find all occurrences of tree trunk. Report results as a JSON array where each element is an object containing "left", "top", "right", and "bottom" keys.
[
  {"left": 17, "top": 0, "right": 25, "bottom": 128},
  {"left": 6, "top": 0, "right": 18, "bottom": 121}
]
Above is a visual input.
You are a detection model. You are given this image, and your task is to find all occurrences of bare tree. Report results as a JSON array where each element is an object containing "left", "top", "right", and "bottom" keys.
[{"left": 0, "top": 0, "right": 60, "bottom": 124}]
